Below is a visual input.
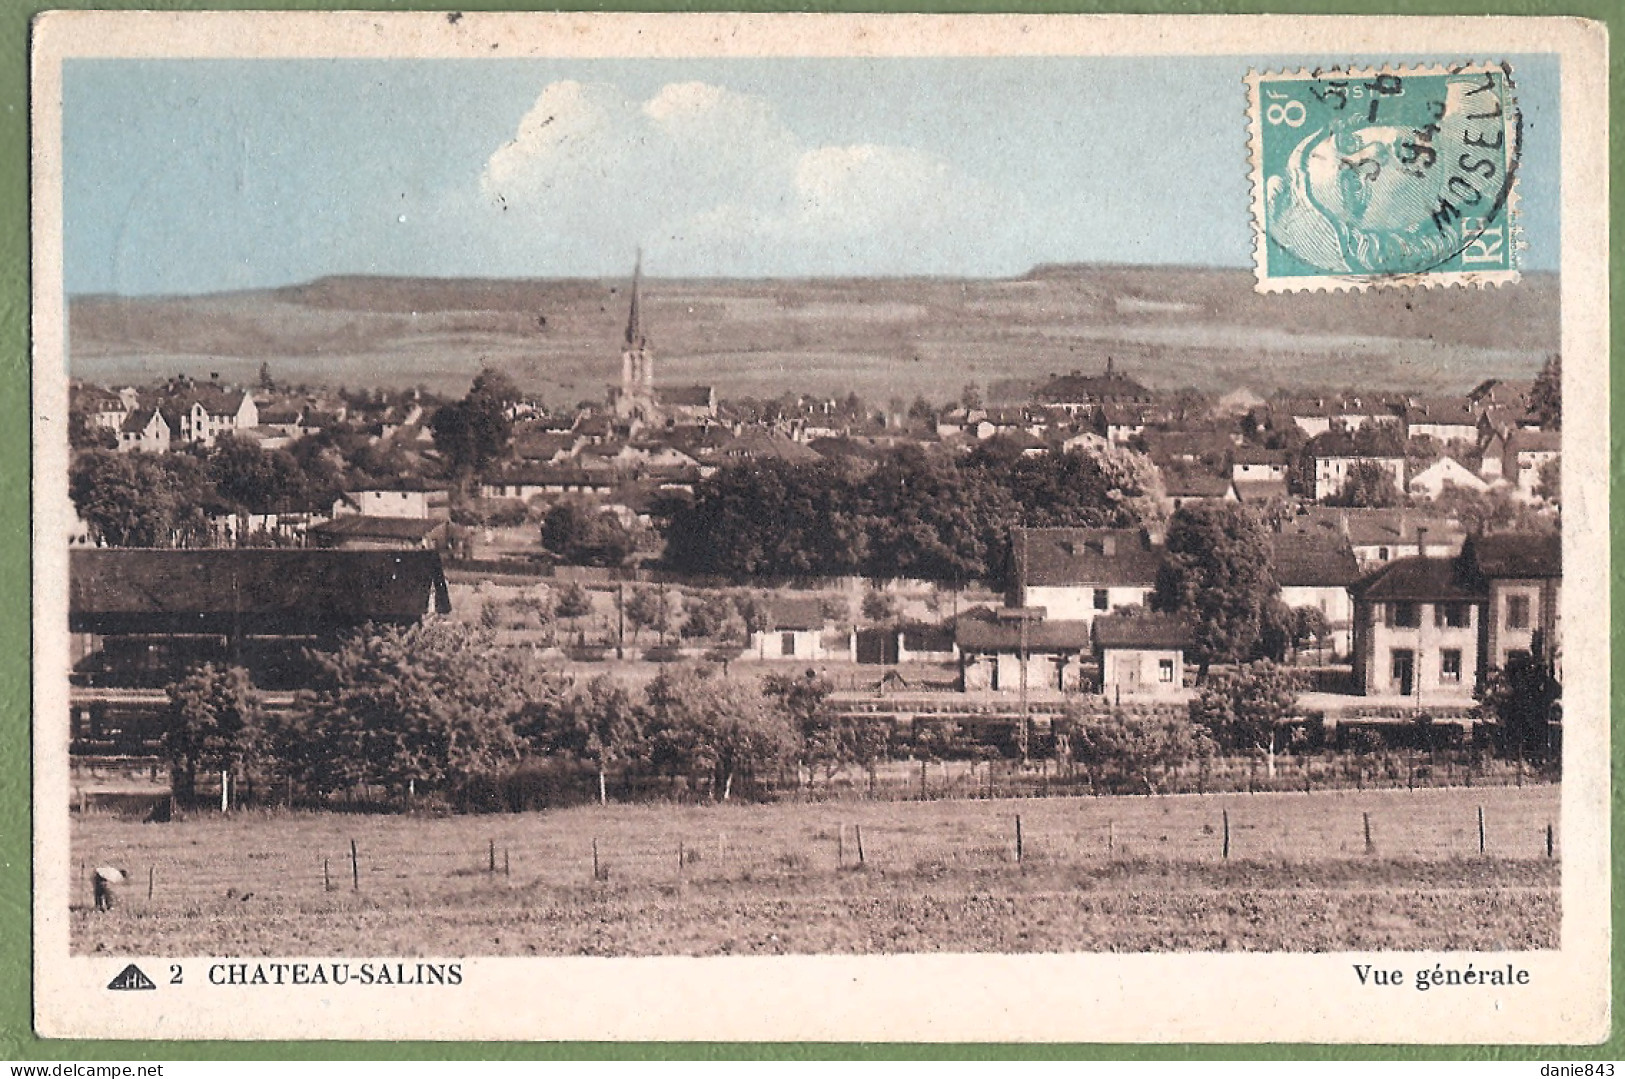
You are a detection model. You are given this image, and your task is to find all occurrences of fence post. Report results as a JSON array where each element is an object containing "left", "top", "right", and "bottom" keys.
[
  {"left": 489, "top": 839, "right": 496, "bottom": 874},
  {"left": 504, "top": 848, "right": 510, "bottom": 877},
  {"left": 592, "top": 838, "right": 600, "bottom": 881},
  {"left": 323, "top": 857, "right": 331, "bottom": 892},
  {"left": 147, "top": 865, "right": 154, "bottom": 901},
  {"left": 1546, "top": 823, "right": 1554, "bottom": 859},
  {"left": 1015, "top": 815, "right": 1024, "bottom": 863},
  {"left": 1222, "top": 809, "right": 1230, "bottom": 860},
  {"left": 837, "top": 823, "right": 845, "bottom": 868},
  {"left": 1107, "top": 819, "right": 1114, "bottom": 857},
  {"left": 1477, "top": 806, "right": 1486, "bottom": 854},
  {"left": 1363, "top": 812, "right": 1373, "bottom": 855},
  {"left": 679, "top": 840, "right": 686, "bottom": 873},
  {"left": 855, "top": 825, "right": 865, "bottom": 866},
  {"left": 350, "top": 839, "right": 359, "bottom": 890}
]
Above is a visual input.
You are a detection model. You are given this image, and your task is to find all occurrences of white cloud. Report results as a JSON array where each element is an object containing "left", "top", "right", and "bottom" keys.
[{"left": 477, "top": 80, "right": 1011, "bottom": 275}]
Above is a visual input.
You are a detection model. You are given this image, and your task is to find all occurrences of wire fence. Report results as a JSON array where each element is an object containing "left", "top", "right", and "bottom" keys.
[{"left": 73, "top": 784, "right": 1560, "bottom": 916}]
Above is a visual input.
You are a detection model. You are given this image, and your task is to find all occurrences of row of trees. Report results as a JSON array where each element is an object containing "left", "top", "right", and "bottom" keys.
[
  {"left": 70, "top": 425, "right": 433, "bottom": 546},
  {"left": 663, "top": 439, "right": 1164, "bottom": 582},
  {"left": 165, "top": 625, "right": 1558, "bottom": 812},
  {"left": 163, "top": 623, "right": 888, "bottom": 809}
]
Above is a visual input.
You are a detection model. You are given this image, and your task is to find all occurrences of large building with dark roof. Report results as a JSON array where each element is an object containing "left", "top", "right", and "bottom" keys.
[
  {"left": 70, "top": 549, "right": 451, "bottom": 689},
  {"left": 1034, "top": 360, "right": 1153, "bottom": 413}
]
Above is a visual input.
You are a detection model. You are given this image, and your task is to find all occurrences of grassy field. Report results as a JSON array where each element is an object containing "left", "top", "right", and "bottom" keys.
[
  {"left": 71, "top": 785, "right": 1559, "bottom": 956},
  {"left": 69, "top": 266, "right": 1558, "bottom": 401}
]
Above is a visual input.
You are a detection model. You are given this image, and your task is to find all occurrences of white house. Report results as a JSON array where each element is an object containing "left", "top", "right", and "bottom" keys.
[
  {"left": 117, "top": 408, "right": 171, "bottom": 454},
  {"left": 1011, "top": 527, "right": 1162, "bottom": 628},
  {"left": 1408, "top": 456, "right": 1489, "bottom": 500}
]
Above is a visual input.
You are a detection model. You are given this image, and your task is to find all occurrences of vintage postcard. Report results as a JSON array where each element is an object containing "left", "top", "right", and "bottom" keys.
[{"left": 30, "top": 12, "right": 1609, "bottom": 1043}]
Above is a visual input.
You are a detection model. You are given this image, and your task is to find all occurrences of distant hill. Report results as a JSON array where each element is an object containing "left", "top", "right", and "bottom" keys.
[{"left": 69, "top": 266, "right": 1559, "bottom": 403}]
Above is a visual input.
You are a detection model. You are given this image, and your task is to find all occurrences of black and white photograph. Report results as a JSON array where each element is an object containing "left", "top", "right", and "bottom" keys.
[{"left": 30, "top": 12, "right": 1610, "bottom": 1043}]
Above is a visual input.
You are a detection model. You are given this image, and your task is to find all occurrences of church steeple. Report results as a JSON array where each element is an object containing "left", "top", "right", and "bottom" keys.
[
  {"left": 625, "top": 248, "right": 645, "bottom": 350},
  {"left": 615, "top": 250, "right": 655, "bottom": 417}
]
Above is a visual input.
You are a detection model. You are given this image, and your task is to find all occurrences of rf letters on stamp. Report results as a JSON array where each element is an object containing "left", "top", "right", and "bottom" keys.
[{"left": 29, "top": 13, "right": 1610, "bottom": 1043}]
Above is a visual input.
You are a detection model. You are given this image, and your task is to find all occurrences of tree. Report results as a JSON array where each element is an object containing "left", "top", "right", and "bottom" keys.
[
  {"left": 258, "top": 362, "right": 276, "bottom": 393},
  {"left": 761, "top": 669, "right": 884, "bottom": 789},
  {"left": 163, "top": 664, "right": 264, "bottom": 807},
  {"left": 430, "top": 367, "right": 519, "bottom": 479},
  {"left": 1530, "top": 354, "right": 1561, "bottom": 429},
  {"left": 681, "top": 590, "right": 742, "bottom": 641},
  {"left": 1152, "top": 502, "right": 1280, "bottom": 672},
  {"left": 1291, "top": 605, "right": 1332, "bottom": 661},
  {"left": 622, "top": 585, "right": 672, "bottom": 645},
  {"left": 1433, "top": 483, "right": 1557, "bottom": 537},
  {"left": 960, "top": 383, "right": 984, "bottom": 411},
  {"left": 1327, "top": 459, "right": 1402, "bottom": 508},
  {"left": 207, "top": 433, "right": 314, "bottom": 514},
  {"left": 548, "top": 675, "right": 646, "bottom": 804},
  {"left": 644, "top": 666, "right": 800, "bottom": 801},
  {"left": 1535, "top": 457, "right": 1560, "bottom": 506},
  {"left": 554, "top": 582, "right": 594, "bottom": 640},
  {"left": 1188, "top": 660, "right": 1304, "bottom": 778},
  {"left": 288, "top": 621, "right": 544, "bottom": 801},
  {"left": 861, "top": 589, "right": 898, "bottom": 625},
  {"left": 1066, "top": 705, "right": 1209, "bottom": 794},
  {"left": 1478, "top": 637, "right": 1561, "bottom": 763},
  {"left": 541, "top": 501, "right": 635, "bottom": 567},
  {"left": 69, "top": 409, "right": 118, "bottom": 451},
  {"left": 69, "top": 450, "right": 213, "bottom": 547}
]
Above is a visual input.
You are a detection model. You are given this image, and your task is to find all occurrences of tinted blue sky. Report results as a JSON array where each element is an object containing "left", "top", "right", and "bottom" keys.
[{"left": 63, "top": 55, "right": 1559, "bottom": 295}]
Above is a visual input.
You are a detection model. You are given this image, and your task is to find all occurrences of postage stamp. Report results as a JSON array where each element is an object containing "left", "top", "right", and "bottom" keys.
[
  {"left": 27, "top": 11, "right": 1611, "bottom": 1046},
  {"left": 1248, "top": 64, "right": 1522, "bottom": 292}
]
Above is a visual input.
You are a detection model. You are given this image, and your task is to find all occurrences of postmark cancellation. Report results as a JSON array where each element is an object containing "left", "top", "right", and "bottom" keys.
[{"left": 1248, "top": 64, "right": 1521, "bottom": 293}]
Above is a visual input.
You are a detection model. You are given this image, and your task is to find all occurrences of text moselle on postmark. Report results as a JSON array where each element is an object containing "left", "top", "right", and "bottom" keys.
[{"left": 1247, "top": 63, "right": 1521, "bottom": 292}]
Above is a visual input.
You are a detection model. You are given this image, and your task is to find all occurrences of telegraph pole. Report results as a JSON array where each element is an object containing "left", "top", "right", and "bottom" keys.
[{"left": 1018, "top": 529, "right": 1030, "bottom": 764}]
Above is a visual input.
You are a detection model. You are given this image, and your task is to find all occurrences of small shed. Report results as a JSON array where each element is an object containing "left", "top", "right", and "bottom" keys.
[
  {"left": 749, "top": 597, "right": 828, "bottom": 660},
  {"left": 1093, "top": 614, "right": 1192, "bottom": 699}
]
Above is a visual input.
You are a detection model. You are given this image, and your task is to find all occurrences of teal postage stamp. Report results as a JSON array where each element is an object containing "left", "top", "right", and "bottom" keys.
[{"left": 1247, "top": 64, "right": 1521, "bottom": 291}]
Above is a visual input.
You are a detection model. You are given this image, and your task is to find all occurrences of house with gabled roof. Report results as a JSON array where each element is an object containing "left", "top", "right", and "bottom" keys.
[
  {"left": 747, "top": 597, "right": 830, "bottom": 661},
  {"left": 165, "top": 386, "right": 258, "bottom": 447},
  {"left": 117, "top": 407, "right": 171, "bottom": 454},
  {"left": 333, "top": 478, "right": 451, "bottom": 520},
  {"left": 1304, "top": 428, "right": 1407, "bottom": 502},
  {"left": 1348, "top": 555, "right": 1487, "bottom": 701},
  {"left": 1281, "top": 508, "right": 1465, "bottom": 570},
  {"left": 1011, "top": 527, "right": 1162, "bottom": 628},
  {"left": 1409, "top": 455, "right": 1490, "bottom": 500},
  {"left": 1269, "top": 532, "right": 1359, "bottom": 656},
  {"left": 1401, "top": 397, "right": 1480, "bottom": 444}
]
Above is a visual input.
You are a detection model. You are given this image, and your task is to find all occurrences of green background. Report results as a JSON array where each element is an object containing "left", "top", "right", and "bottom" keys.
[{"left": 2, "top": 0, "right": 1617, "bottom": 1062}]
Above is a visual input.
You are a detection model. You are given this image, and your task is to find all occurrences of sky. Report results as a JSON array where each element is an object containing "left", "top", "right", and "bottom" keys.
[{"left": 62, "top": 54, "right": 1560, "bottom": 296}]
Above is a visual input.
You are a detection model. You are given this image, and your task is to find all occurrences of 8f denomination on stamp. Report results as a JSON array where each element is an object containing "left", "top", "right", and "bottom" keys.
[{"left": 1248, "top": 64, "right": 1521, "bottom": 292}]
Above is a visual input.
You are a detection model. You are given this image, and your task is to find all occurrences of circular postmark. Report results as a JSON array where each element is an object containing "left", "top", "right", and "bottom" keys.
[{"left": 1258, "top": 65, "right": 1522, "bottom": 281}]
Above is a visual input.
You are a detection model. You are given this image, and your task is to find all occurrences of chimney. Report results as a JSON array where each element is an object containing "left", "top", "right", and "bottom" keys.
[
  {"left": 1416, "top": 526, "right": 1428, "bottom": 558},
  {"left": 210, "top": 372, "right": 220, "bottom": 382},
  {"left": 1102, "top": 535, "right": 1117, "bottom": 557}
]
